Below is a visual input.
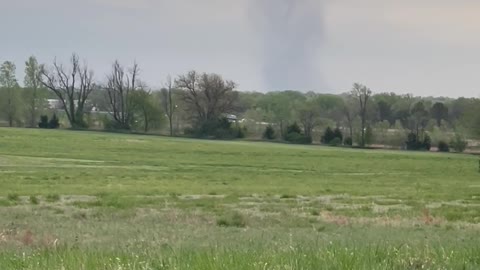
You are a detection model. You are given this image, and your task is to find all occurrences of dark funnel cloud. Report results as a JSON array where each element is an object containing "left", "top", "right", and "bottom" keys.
[{"left": 251, "top": 0, "right": 324, "bottom": 91}]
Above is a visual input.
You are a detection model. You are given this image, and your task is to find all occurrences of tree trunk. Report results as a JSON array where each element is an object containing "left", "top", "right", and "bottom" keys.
[
  {"left": 349, "top": 123, "right": 353, "bottom": 140},
  {"left": 30, "top": 89, "right": 37, "bottom": 128},
  {"left": 360, "top": 115, "right": 366, "bottom": 147},
  {"left": 143, "top": 108, "right": 149, "bottom": 133},
  {"left": 280, "top": 121, "right": 284, "bottom": 139}
]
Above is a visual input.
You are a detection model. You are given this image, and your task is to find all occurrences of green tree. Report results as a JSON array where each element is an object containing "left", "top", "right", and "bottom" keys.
[
  {"left": 430, "top": 102, "right": 449, "bottom": 127},
  {"left": 376, "top": 100, "right": 393, "bottom": 125},
  {"left": 409, "top": 101, "right": 429, "bottom": 138},
  {"left": 375, "top": 120, "right": 390, "bottom": 145},
  {"left": 0, "top": 61, "right": 20, "bottom": 127},
  {"left": 450, "top": 134, "right": 468, "bottom": 153},
  {"left": 256, "top": 91, "right": 304, "bottom": 138},
  {"left": 296, "top": 98, "right": 319, "bottom": 138},
  {"left": 131, "top": 89, "right": 164, "bottom": 133},
  {"left": 24, "top": 56, "right": 47, "bottom": 127}
]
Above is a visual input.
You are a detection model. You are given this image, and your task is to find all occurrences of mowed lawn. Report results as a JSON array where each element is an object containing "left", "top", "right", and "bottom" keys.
[{"left": 1, "top": 128, "right": 480, "bottom": 269}]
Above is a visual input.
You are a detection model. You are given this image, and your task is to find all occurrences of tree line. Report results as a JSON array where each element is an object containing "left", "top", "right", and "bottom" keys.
[{"left": 0, "top": 54, "right": 479, "bottom": 152}]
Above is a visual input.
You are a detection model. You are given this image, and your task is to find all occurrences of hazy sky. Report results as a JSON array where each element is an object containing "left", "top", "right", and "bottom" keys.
[{"left": 2, "top": 0, "right": 480, "bottom": 97}]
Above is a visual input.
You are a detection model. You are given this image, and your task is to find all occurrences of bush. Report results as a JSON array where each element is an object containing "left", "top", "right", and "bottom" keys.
[
  {"left": 46, "top": 194, "right": 61, "bottom": 203},
  {"left": 321, "top": 127, "right": 335, "bottom": 144},
  {"left": 7, "top": 193, "right": 19, "bottom": 201},
  {"left": 285, "top": 131, "right": 312, "bottom": 144},
  {"left": 286, "top": 122, "right": 302, "bottom": 135},
  {"left": 39, "top": 114, "right": 60, "bottom": 129},
  {"left": 234, "top": 126, "right": 247, "bottom": 139},
  {"left": 406, "top": 132, "right": 417, "bottom": 150},
  {"left": 187, "top": 117, "right": 245, "bottom": 139},
  {"left": 49, "top": 113, "right": 60, "bottom": 129},
  {"left": 423, "top": 134, "right": 432, "bottom": 151},
  {"left": 284, "top": 123, "right": 311, "bottom": 144},
  {"left": 450, "top": 134, "right": 468, "bottom": 153},
  {"left": 365, "top": 126, "right": 374, "bottom": 145},
  {"left": 103, "top": 118, "right": 131, "bottom": 131},
  {"left": 385, "top": 130, "right": 407, "bottom": 149},
  {"left": 330, "top": 137, "right": 343, "bottom": 146},
  {"left": 38, "top": 115, "right": 49, "bottom": 128},
  {"left": 406, "top": 132, "right": 431, "bottom": 151},
  {"left": 183, "top": 127, "right": 195, "bottom": 136},
  {"left": 438, "top": 141, "right": 450, "bottom": 152},
  {"left": 321, "top": 127, "right": 343, "bottom": 146},
  {"left": 29, "top": 195, "right": 39, "bottom": 205},
  {"left": 263, "top": 125, "right": 276, "bottom": 140},
  {"left": 216, "top": 211, "right": 246, "bottom": 227},
  {"left": 333, "top": 128, "right": 343, "bottom": 142},
  {"left": 344, "top": 137, "right": 353, "bottom": 146}
]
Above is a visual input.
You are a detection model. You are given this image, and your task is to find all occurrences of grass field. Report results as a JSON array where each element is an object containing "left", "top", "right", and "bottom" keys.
[{"left": 1, "top": 128, "right": 480, "bottom": 269}]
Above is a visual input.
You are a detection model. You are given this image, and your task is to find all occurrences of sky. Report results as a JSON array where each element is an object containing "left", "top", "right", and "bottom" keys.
[{"left": 2, "top": 0, "right": 480, "bottom": 97}]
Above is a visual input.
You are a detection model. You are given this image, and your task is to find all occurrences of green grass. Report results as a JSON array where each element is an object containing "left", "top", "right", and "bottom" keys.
[{"left": 1, "top": 127, "right": 480, "bottom": 269}]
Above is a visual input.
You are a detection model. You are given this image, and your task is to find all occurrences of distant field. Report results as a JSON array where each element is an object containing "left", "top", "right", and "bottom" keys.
[{"left": 1, "top": 128, "right": 480, "bottom": 269}]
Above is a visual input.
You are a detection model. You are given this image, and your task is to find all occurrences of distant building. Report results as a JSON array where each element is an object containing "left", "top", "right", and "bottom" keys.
[
  {"left": 226, "top": 114, "right": 238, "bottom": 123},
  {"left": 47, "top": 99, "right": 63, "bottom": 110},
  {"left": 47, "top": 99, "right": 109, "bottom": 114}
]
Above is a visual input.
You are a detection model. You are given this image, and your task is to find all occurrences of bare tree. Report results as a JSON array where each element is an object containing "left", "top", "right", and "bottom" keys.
[
  {"left": 161, "top": 75, "right": 176, "bottom": 136},
  {"left": 105, "top": 61, "right": 139, "bottom": 130},
  {"left": 297, "top": 100, "right": 318, "bottom": 138},
  {"left": 351, "top": 83, "right": 372, "bottom": 147},
  {"left": 175, "top": 71, "right": 237, "bottom": 125},
  {"left": 39, "top": 54, "right": 95, "bottom": 128}
]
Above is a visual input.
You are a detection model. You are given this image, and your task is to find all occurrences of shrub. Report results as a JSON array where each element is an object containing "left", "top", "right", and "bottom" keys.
[
  {"left": 29, "top": 195, "right": 39, "bottom": 205},
  {"left": 286, "top": 122, "right": 302, "bottom": 135},
  {"left": 46, "top": 194, "right": 61, "bottom": 203},
  {"left": 385, "top": 130, "right": 407, "bottom": 149},
  {"left": 329, "top": 137, "right": 342, "bottom": 146},
  {"left": 49, "top": 113, "right": 60, "bottom": 129},
  {"left": 321, "top": 127, "right": 343, "bottom": 146},
  {"left": 344, "top": 137, "right": 353, "bottom": 146},
  {"left": 284, "top": 123, "right": 311, "bottom": 144},
  {"left": 333, "top": 128, "right": 343, "bottom": 142},
  {"left": 7, "top": 193, "right": 19, "bottom": 201},
  {"left": 103, "top": 118, "right": 131, "bottom": 131},
  {"left": 450, "top": 134, "right": 468, "bottom": 153},
  {"left": 183, "top": 127, "right": 195, "bottom": 136},
  {"left": 263, "top": 125, "right": 276, "bottom": 140},
  {"left": 321, "top": 127, "right": 335, "bottom": 144},
  {"left": 285, "top": 132, "right": 312, "bottom": 144},
  {"left": 406, "top": 132, "right": 431, "bottom": 151},
  {"left": 39, "top": 114, "right": 60, "bottom": 129},
  {"left": 365, "top": 126, "right": 374, "bottom": 145},
  {"left": 423, "top": 134, "right": 432, "bottom": 151},
  {"left": 406, "top": 132, "right": 418, "bottom": 150},
  {"left": 187, "top": 117, "right": 245, "bottom": 139},
  {"left": 437, "top": 141, "right": 450, "bottom": 152},
  {"left": 216, "top": 211, "right": 246, "bottom": 227},
  {"left": 234, "top": 126, "right": 247, "bottom": 139},
  {"left": 38, "top": 115, "right": 49, "bottom": 128}
]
